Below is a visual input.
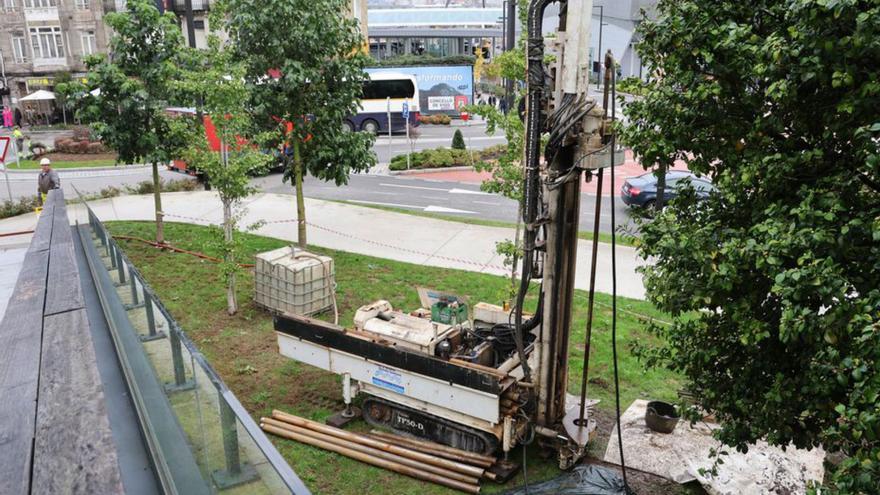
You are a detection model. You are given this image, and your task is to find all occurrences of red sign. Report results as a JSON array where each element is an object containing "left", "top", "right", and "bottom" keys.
[
  {"left": 454, "top": 95, "right": 469, "bottom": 112},
  {"left": 0, "top": 136, "right": 10, "bottom": 163},
  {"left": 460, "top": 112, "right": 469, "bottom": 122}
]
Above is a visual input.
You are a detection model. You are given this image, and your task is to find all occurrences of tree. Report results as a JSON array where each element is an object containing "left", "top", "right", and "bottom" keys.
[
  {"left": 225, "top": 0, "right": 376, "bottom": 248},
  {"left": 175, "top": 15, "right": 271, "bottom": 316},
  {"left": 451, "top": 129, "right": 466, "bottom": 150},
  {"left": 622, "top": 1, "right": 880, "bottom": 491},
  {"left": 465, "top": 62, "right": 527, "bottom": 302},
  {"left": 52, "top": 71, "right": 73, "bottom": 125},
  {"left": 79, "top": 0, "right": 189, "bottom": 244}
]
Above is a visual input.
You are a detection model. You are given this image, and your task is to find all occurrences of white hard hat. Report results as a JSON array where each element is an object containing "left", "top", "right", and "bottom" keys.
[{"left": 40, "top": 158, "right": 51, "bottom": 166}]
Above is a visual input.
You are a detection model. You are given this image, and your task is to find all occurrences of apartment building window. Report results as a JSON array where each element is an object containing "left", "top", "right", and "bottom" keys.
[
  {"left": 12, "top": 33, "right": 29, "bottom": 63},
  {"left": 25, "top": 0, "right": 56, "bottom": 6},
  {"left": 75, "top": 0, "right": 89, "bottom": 9},
  {"left": 3, "top": 0, "right": 17, "bottom": 13},
  {"left": 30, "top": 26, "right": 64, "bottom": 59},
  {"left": 81, "top": 30, "right": 96, "bottom": 56}
]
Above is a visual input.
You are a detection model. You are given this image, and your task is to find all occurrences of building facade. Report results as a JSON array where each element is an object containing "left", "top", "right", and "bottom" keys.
[
  {"left": 0, "top": 0, "right": 119, "bottom": 114},
  {"left": 367, "top": 5, "right": 509, "bottom": 61},
  {"left": 366, "top": 0, "right": 657, "bottom": 80}
]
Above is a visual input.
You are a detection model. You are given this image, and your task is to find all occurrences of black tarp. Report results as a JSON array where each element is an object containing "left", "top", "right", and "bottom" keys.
[{"left": 503, "top": 465, "right": 629, "bottom": 495}]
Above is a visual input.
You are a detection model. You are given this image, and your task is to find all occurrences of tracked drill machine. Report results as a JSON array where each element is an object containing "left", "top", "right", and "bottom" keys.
[{"left": 274, "top": 0, "right": 622, "bottom": 473}]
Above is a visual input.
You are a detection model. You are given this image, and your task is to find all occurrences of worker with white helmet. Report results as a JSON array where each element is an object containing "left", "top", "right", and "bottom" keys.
[{"left": 37, "top": 157, "right": 60, "bottom": 205}]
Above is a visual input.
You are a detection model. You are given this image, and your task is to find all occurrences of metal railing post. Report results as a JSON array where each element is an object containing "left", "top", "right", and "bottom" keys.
[
  {"left": 129, "top": 267, "right": 139, "bottom": 305},
  {"left": 164, "top": 324, "right": 194, "bottom": 393},
  {"left": 140, "top": 291, "right": 165, "bottom": 342},
  {"left": 115, "top": 247, "right": 126, "bottom": 284},
  {"left": 221, "top": 400, "right": 241, "bottom": 476},
  {"left": 212, "top": 397, "right": 258, "bottom": 489},
  {"left": 109, "top": 242, "right": 117, "bottom": 268}
]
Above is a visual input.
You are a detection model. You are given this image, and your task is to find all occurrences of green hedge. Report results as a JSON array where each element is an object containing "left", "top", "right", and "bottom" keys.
[
  {"left": 617, "top": 76, "right": 648, "bottom": 96},
  {"left": 371, "top": 54, "right": 476, "bottom": 67},
  {"left": 0, "top": 196, "right": 41, "bottom": 220},
  {"left": 389, "top": 144, "right": 506, "bottom": 171}
]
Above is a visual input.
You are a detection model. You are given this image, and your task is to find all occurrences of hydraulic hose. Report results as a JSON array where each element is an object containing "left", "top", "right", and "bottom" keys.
[{"left": 514, "top": 0, "right": 556, "bottom": 384}]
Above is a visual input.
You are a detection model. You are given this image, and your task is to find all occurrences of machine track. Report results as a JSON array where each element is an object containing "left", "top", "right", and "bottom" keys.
[{"left": 362, "top": 397, "right": 500, "bottom": 455}]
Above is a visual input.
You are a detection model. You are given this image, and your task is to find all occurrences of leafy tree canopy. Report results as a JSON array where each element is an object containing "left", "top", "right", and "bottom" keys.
[
  {"left": 224, "top": 0, "right": 376, "bottom": 185},
  {"left": 623, "top": 1, "right": 880, "bottom": 491},
  {"left": 78, "top": 0, "right": 190, "bottom": 165}
]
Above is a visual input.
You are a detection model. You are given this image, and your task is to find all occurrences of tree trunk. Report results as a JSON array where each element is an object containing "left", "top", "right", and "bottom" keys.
[
  {"left": 223, "top": 199, "right": 238, "bottom": 315},
  {"left": 656, "top": 162, "right": 667, "bottom": 211},
  {"left": 152, "top": 162, "right": 165, "bottom": 244},
  {"left": 510, "top": 201, "right": 523, "bottom": 302},
  {"left": 293, "top": 139, "right": 307, "bottom": 248}
]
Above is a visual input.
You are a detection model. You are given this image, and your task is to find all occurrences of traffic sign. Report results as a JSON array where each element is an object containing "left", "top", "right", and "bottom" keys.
[
  {"left": 402, "top": 100, "right": 410, "bottom": 119},
  {"left": 0, "top": 136, "right": 9, "bottom": 162},
  {"left": 0, "top": 136, "right": 10, "bottom": 200}
]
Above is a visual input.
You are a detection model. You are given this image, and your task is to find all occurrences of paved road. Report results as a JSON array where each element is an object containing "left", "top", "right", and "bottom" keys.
[
  {"left": 0, "top": 165, "right": 187, "bottom": 201},
  {"left": 371, "top": 121, "right": 506, "bottom": 172},
  {"left": 252, "top": 172, "right": 636, "bottom": 235},
  {"left": 0, "top": 122, "right": 504, "bottom": 200},
  {"left": 3, "top": 121, "right": 636, "bottom": 235}
]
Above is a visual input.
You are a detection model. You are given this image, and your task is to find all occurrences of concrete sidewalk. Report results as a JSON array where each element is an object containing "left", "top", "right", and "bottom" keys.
[{"left": 2, "top": 191, "right": 647, "bottom": 299}]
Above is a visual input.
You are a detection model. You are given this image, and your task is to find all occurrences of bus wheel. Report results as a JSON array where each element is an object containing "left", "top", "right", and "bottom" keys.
[
  {"left": 362, "top": 119, "right": 379, "bottom": 134},
  {"left": 342, "top": 121, "right": 355, "bottom": 132}
]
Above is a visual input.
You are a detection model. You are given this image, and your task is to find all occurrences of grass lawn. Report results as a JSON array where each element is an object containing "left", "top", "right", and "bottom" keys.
[
  {"left": 15, "top": 151, "right": 120, "bottom": 169},
  {"left": 333, "top": 200, "right": 638, "bottom": 247},
  {"left": 107, "top": 221, "right": 682, "bottom": 495}
]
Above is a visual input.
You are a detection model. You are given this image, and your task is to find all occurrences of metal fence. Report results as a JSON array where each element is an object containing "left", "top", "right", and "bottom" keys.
[{"left": 71, "top": 188, "right": 310, "bottom": 495}]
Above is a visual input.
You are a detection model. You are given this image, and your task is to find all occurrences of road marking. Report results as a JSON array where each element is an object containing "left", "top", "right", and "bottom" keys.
[
  {"left": 349, "top": 200, "right": 477, "bottom": 215},
  {"left": 424, "top": 205, "right": 477, "bottom": 214},
  {"left": 472, "top": 201, "right": 501, "bottom": 206},
  {"left": 449, "top": 188, "right": 491, "bottom": 196},
  {"left": 349, "top": 200, "right": 420, "bottom": 209},
  {"left": 379, "top": 183, "right": 448, "bottom": 192}
]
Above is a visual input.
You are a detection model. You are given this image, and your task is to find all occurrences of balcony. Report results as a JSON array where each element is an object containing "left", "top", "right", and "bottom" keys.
[
  {"left": 170, "top": 0, "right": 210, "bottom": 11},
  {"left": 23, "top": 5, "right": 59, "bottom": 22},
  {"left": 32, "top": 57, "right": 67, "bottom": 68}
]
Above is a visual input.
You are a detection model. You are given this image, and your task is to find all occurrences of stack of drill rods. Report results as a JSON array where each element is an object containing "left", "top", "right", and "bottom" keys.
[
  {"left": 368, "top": 430, "right": 497, "bottom": 469},
  {"left": 261, "top": 410, "right": 483, "bottom": 494}
]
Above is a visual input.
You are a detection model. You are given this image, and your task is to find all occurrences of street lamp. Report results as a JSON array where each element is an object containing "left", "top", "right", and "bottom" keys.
[
  {"left": 594, "top": 5, "right": 605, "bottom": 89},
  {"left": 504, "top": 0, "right": 515, "bottom": 113}
]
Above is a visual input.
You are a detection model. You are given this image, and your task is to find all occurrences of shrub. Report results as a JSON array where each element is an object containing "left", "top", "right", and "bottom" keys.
[
  {"left": 389, "top": 146, "right": 488, "bottom": 171},
  {"left": 372, "top": 54, "right": 475, "bottom": 68},
  {"left": 86, "top": 143, "right": 105, "bottom": 154},
  {"left": 451, "top": 129, "right": 466, "bottom": 150},
  {"left": 71, "top": 126, "right": 91, "bottom": 141},
  {"left": 71, "top": 141, "right": 90, "bottom": 153},
  {"left": 418, "top": 114, "right": 452, "bottom": 125},
  {"left": 479, "top": 144, "right": 507, "bottom": 160},
  {"left": 0, "top": 196, "right": 41, "bottom": 219},
  {"left": 30, "top": 142, "right": 47, "bottom": 156},
  {"left": 54, "top": 138, "right": 74, "bottom": 153},
  {"left": 123, "top": 178, "right": 200, "bottom": 195},
  {"left": 617, "top": 76, "right": 647, "bottom": 96}
]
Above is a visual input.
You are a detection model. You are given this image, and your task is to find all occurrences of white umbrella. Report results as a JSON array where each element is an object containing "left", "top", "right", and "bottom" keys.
[
  {"left": 19, "top": 89, "right": 56, "bottom": 101},
  {"left": 19, "top": 90, "right": 56, "bottom": 125}
]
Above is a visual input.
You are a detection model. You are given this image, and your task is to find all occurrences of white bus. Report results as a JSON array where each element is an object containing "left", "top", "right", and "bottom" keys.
[{"left": 346, "top": 72, "right": 420, "bottom": 134}]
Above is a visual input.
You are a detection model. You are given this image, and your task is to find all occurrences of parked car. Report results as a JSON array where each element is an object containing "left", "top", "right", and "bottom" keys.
[{"left": 621, "top": 170, "right": 715, "bottom": 207}]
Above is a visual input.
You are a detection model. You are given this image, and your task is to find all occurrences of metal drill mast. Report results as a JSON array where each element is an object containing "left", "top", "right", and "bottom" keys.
[{"left": 516, "top": 0, "right": 618, "bottom": 468}]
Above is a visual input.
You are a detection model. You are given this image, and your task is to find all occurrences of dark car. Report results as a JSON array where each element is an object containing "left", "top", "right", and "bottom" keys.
[{"left": 621, "top": 170, "right": 715, "bottom": 207}]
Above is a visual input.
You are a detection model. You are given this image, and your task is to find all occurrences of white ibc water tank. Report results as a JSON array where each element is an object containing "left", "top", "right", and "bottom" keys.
[{"left": 253, "top": 246, "right": 335, "bottom": 317}]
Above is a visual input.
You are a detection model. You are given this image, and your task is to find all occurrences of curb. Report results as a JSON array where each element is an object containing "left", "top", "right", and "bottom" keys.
[
  {"left": 388, "top": 165, "right": 475, "bottom": 176},
  {"left": 2, "top": 164, "right": 152, "bottom": 174}
]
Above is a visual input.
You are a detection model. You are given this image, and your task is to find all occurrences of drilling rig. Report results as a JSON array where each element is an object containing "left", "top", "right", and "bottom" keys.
[{"left": 273, "top": 0, "right": 622, "bottom": 474}]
